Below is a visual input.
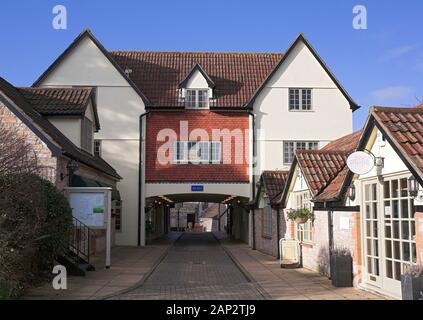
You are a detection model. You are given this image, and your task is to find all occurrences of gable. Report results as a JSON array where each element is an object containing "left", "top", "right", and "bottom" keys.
[
  {"left": 33, "top": 30, "right": 150, "bottom": 107},
  {"left": 185, "top": 70, "right": 210, "bottom": 89},
  {"left": 248, "top": 34, "right": 358, "bottom": 111},
  {"left": 285, "top": 167, "right": 309, "bottom": 208},
  {"left": 267, "top": 41, "right": 336, "bottom": 88},
  {"left": 359, "top": 127, "right": 408, "bottom": 180},
  {"left": 39, "top": 36, "right": 129, "bottom": 87}
]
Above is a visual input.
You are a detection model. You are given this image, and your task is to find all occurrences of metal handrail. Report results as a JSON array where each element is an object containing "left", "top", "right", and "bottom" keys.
[{"left": 68, "top": 216, "right": 92, "bottom": 265}]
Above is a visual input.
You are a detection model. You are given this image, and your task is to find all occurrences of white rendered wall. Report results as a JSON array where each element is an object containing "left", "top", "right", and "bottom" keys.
[
  {"left": 38, "top": 35, "right": 145, "bottom": 246},
  {"left": 48, "top": 118, "right": 81, "bottom": 148},
  {"left": 253, "top": 40, "right": 353, "bottom": 172}
]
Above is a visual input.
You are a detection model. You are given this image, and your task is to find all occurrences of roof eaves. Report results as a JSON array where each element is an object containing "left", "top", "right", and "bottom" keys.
[{"left": 276, "top": 158, "right": 298, "bottom": 207}]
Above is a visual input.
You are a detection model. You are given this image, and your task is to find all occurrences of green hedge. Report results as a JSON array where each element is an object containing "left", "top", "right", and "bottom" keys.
[{"left": 0, "top": 174, "right": 73, "bottom": 299}]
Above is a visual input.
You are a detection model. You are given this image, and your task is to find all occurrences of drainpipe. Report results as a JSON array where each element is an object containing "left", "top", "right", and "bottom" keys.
[
  {"left": 325, "top": 201, "right": 334, "bottom": 279},
  {"left": 138, "top": 111, "right": 149, "bottom": 246},
  {"left": 248, "top": 111, "right": 256, "bottom": 250},
  {"left": 276, "top": 206, "right": 281, "bottom": 259}
]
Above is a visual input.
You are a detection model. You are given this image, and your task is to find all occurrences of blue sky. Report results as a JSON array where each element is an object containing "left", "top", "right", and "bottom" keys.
[{"left": 1, "top": 0, "right": 422, "bottom": 130}]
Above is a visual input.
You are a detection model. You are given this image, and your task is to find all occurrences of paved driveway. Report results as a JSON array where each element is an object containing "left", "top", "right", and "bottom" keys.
[{"left": 115, "top": 232, "right": 266, "bottom": 300}]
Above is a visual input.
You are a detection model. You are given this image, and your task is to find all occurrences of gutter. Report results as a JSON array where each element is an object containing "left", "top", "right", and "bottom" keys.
[
  {"left": 138, "top": 111, "right": 149, "bottom": 246},
  {"left": 248, "top": 111, "right": 256, "bottom": 250}
]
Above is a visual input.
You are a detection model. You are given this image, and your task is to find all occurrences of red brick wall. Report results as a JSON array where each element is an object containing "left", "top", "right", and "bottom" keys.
[
  {"left": 146, "top": 110, "right": 249, "bottom": 182},
  {"left": 253, "top": 208, "right": 288, "bottom": 257}
]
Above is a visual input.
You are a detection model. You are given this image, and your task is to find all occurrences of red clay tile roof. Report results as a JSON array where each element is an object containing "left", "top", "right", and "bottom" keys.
[
  {"left": 309, "top": 130, "right": 362, "bottom": 201},
  {"left": 260, "top": 170, "right": 289, "bottom": 202},
  {"left": 19, "top": 87, "right": 93, "bottom": 116},
  {"left": 202, "top": 203, "right": 220, "bottom": 219},
  {"left": 314, "top": 167, "right": 348, "bottom": 201},
  {"left": 372, "top": 106, "right": 423, "bottom": 179},
  {"left": 109, "top": 51, "right": 282, "bottom": 108},
  {"left": 296, "top": 150, "right": 349, "bottom": 197},
  {"left": 321, "top": 130, "right": 362, "bottom": 153}
]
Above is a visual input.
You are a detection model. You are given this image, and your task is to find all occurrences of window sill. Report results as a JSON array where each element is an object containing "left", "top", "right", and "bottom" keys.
[
  {"left": 262, "top": 235, "right": 272, "bottom": 240},
  {"left": 300, "top": 241, "right": 314, "bottom": 248},
  {"left": 288, "top": 110, "right": 315, "bottom": 113}
]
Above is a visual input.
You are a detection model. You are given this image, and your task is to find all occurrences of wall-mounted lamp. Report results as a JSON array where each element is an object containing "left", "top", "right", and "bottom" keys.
[
  {"left": 408, "top": 175, "right": 420, "bottom": 198},
  {"left": 60, "top": 160, "right": 79, "bottom": 182},
  {"left": 348, "top": 184, "right": 356, "bottom": 201},
  {"left": 375, "top": 157, "right": 384, "bottom": 179}
]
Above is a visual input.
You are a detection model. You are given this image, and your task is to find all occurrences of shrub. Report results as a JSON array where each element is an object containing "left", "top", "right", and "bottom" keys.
[{"left": 0, "top": 174, "right": 72, "bottom": 299}]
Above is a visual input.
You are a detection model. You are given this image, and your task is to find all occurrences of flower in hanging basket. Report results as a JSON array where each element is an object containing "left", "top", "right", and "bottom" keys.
[{"left": 287, "top": 208, "right": 314, "bottom": 224}]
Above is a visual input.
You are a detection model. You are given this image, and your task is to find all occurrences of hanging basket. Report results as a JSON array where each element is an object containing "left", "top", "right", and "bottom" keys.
[{"left": 295, "top": 216, "right": 309, "bottom": 224}]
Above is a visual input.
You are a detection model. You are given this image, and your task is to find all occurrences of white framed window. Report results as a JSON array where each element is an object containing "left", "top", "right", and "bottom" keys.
[
  {"left": 94, "top": 139, "right": 102, "bottom": 157},
  {"left": 296, "top": 220, "right": 313, "bottom": 243},
  {"left": 174, "top": 141, "right": 188, "bottom": 163},
  {"left": 289, "top": 88, "right": 312, "bottom": 111},
  {"left": 210, "top": 141, "right": 222, "bottom": 163},
  {"left": 187, "top": 141, "right": 209, "bottom": 163},
  {"left": 263, "top": 205, "right": 272, "bottom": 238},
  {"left": 174, "top": 141, "right": 220, "bottom": 164},
  {"left": 81, "top": 117, "right": 93, "bottom": 153},
  {"left": 283, "top": 141, "right": 318, "bottom": 164},
  {"left": 185, "top": 89, "right": 209, "bottom": 109},
  {"left": 293, "top": 190, "right": 313, "bottom": 243}
]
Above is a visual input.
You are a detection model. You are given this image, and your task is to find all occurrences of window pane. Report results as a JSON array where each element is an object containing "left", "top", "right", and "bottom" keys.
[
  {"left": 401, "top": 199, "right": 409, "bottom": 218},
  {"left": 283, "top": 142, "right": 294, "bottom": 164},
  {"left": 400, "top": 178, "right": 408, "bottom": 197},
  {"left": 198, "top": 141, "right": 209, "bottom": 162},
  {"left": 384, "top": 181, "right": 390, "bottom": 199},
  {"left": 175, "top": 141, "right": 187, "bottom": 162},
  {"left": 185, "top": 90, "right": 196, "bottom": 108},
  {"left": 301, "top": 89, "right": 312, "bottom": 110},
  {"left": 210, "top": 141, "right": 222, "bottom": 163},
  {"left": 392, "top": 179, "right": 399, "bottom": 198},
  {"left": 289, "top": 89, "right": 300, "bottom": 110}
]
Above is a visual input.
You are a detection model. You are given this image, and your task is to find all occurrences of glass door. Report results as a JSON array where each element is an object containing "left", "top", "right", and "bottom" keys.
[
  {"left": 363, "top": 181, "right": 382, "bottom": 286},
  {"left": 381, "top": 176, "right": 417, "bottom": 294}
]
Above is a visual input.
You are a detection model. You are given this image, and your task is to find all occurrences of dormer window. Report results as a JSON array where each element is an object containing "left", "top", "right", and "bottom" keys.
[
  {"left": 179, "top": 64, "right": 214, "bottom": 110},
  {"left": 185, "top": 89, "right": 209, "bottom": 109}
]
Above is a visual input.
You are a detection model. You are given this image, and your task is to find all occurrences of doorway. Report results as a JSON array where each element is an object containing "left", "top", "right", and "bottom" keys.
[{"left": 362, "top": 175, "right": 417, "bottom": 297}]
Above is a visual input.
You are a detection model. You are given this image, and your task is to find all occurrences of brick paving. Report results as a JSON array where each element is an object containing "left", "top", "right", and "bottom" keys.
[
  {"left": 115, "top": 233, "right": 266, "bottom": 300},
  {"left": 220, "top": 237, "right": 391, "bottom": 300},
  {"left": 23, "top": 231, "right": 391, "bottom": 300}
]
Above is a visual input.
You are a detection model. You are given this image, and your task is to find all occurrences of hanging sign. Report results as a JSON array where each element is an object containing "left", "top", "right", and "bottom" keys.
[{"left": 347, "top": 151, "right": 374, "bottom": 175}]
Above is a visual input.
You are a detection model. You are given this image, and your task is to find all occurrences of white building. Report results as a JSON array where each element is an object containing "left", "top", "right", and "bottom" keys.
[{"left": 32, "top": 29, "right": 357, "bottom": 247}]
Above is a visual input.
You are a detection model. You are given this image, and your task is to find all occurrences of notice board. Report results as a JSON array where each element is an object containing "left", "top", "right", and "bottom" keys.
[{"left": 69, "top": 192, "right": 106, "bottom": 228}]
